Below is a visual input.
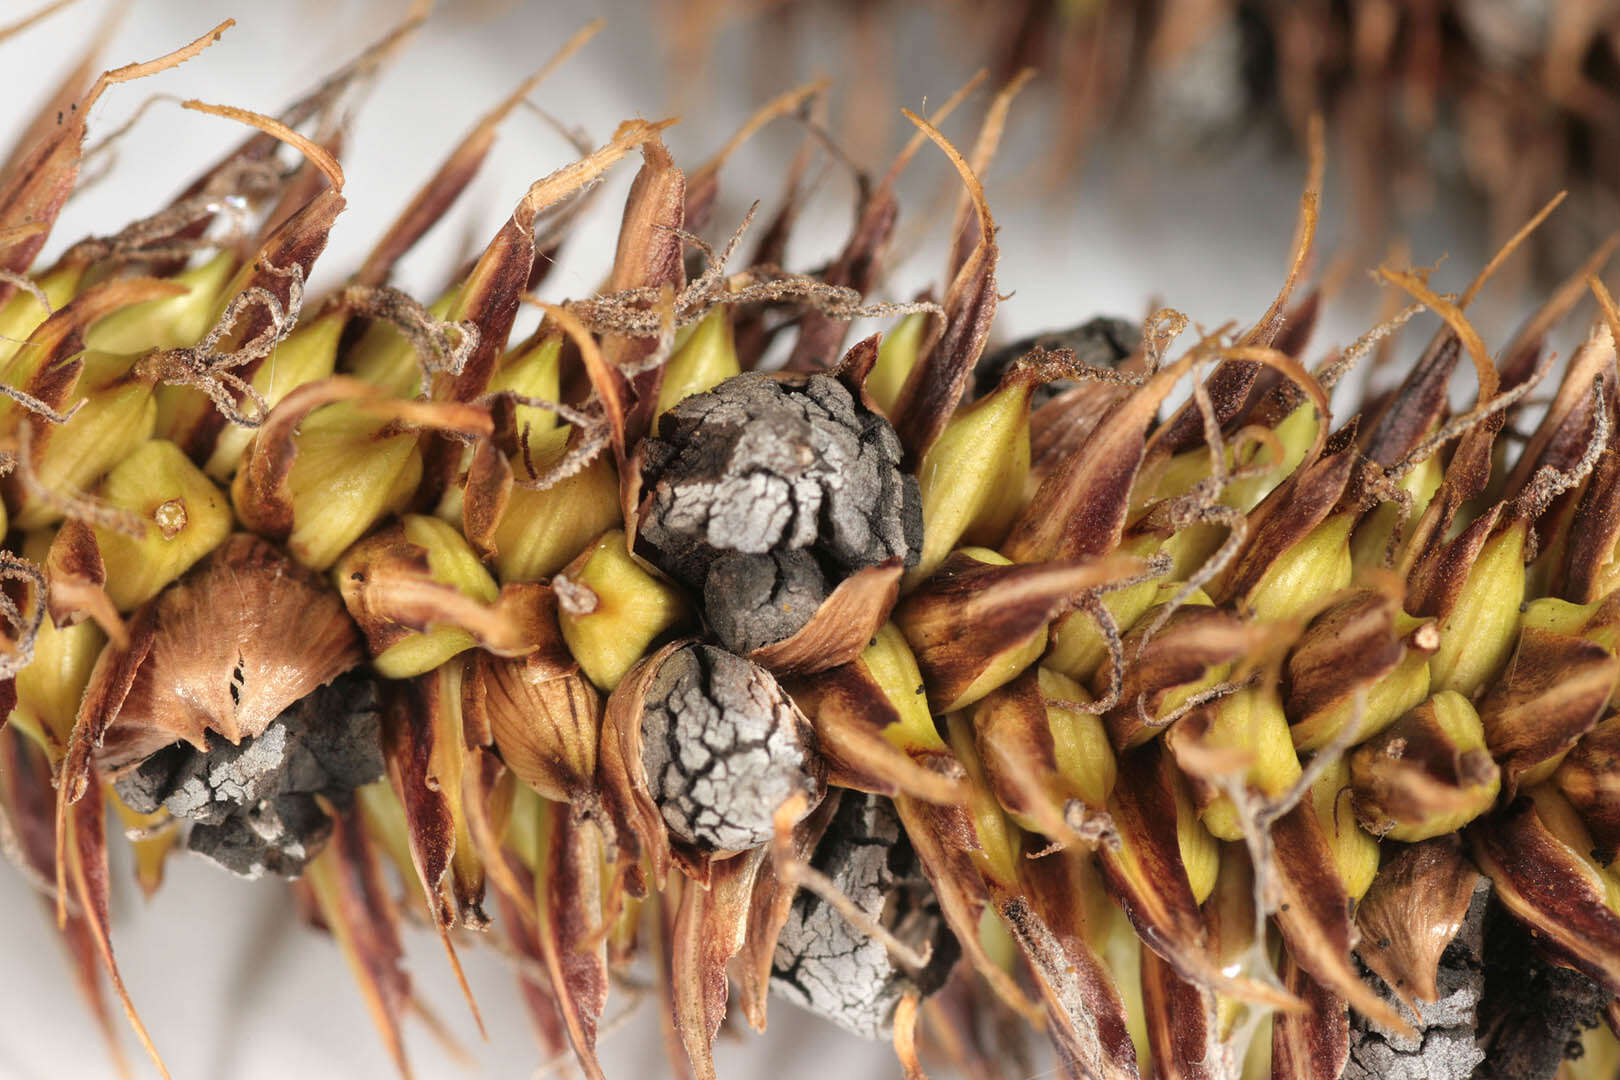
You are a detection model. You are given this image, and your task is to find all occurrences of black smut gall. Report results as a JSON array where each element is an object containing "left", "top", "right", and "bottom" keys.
[{"left": 637, "top": 372, "right": 920, "bottom": 652}]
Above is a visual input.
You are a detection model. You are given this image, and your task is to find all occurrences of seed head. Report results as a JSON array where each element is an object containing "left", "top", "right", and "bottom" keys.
[{"left": 11, "top": 14, "right": 1620, "bottom": 1080}]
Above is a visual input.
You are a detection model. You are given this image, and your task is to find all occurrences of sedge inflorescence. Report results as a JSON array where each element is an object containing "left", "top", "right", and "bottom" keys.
[
  {"left": 686, "top": 0, "right": 1620, "bottom": 286},
  {"left": 7, "top": 10, "right": 1620, "bottom": 1080}
]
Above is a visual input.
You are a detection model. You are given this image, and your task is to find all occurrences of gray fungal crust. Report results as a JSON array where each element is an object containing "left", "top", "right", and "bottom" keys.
[
  {"left": 770, "top": 792, "right": 958, "bottom": 1040},
  {"left": 1471, "top": 890, "right": 1608, "bottom": 1080},
  {"left": 639, "top": 643, "right": 823, "bottom": 852},
  {"left": 1348, "top": 878, "right": 1610, "bottom": 1080},
  {"left": 115, "top": 672, "right": 383, "bottom": 879},
  {"left": 1345, "top": 880, "right": 1489, "bottom": 1080},
  {"left": 637, "top": 372, "right": 921, "bottom": 653},
  {"left": 702, "top": 550, "right": 826, "bottom": 655}
]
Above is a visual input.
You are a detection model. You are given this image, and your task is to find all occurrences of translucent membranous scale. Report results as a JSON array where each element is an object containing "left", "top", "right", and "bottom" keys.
[
  {"left": 1346, "top": 882, "right": 1489, "bottom": 1080},
  {"left": 637, "top": 372, "right": 921, "bottom": 653}
]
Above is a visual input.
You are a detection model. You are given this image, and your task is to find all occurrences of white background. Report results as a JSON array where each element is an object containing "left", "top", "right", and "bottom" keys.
[{"left": 0, "top": 1, "right": 1510, "bottom": 1077}]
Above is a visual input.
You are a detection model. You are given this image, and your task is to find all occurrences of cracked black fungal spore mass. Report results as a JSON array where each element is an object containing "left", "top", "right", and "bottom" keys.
[
  {"left": 1345, "top": 880, "right": 1489, "bottom": 1080},
  {"left": 637, "top": 372, "right": 921, "bottom": 653},
  {"left": 771, "top": 792, "right": 959, "bottom": 1040},
  {"left": 1471, "top": 892, "right": 1608, "bottom": 1080},
  {"left": 115, "top": 672, "right": 384, "bottom": 878},
  {"left": 1347, "top": 880, "right": 1610, "bottom": 1080},
  {"left": 971, "top": 315, "right": 1141, "bottom": 404},
  {"left": 639, "top": 643, "right": 822, "bottom": 852}
]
